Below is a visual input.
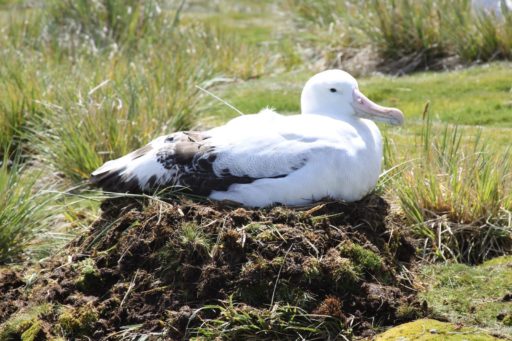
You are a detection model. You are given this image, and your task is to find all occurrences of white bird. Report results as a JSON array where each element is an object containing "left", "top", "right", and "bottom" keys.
[{"left": 90, "top": 70, "right": 404, "bottom": 207}]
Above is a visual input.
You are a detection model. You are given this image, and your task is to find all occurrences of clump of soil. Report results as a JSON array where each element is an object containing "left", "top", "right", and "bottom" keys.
[{"left": 0, "top": 194, "right": 421, "bottom": 340}]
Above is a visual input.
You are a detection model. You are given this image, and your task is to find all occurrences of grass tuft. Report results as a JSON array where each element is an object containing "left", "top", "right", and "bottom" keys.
[
  {"left": 287, "top": 0, "right": 512, "bottom": 71},
  {"left": 191, "top": 298, "right": 348, "bottom": 340},
  {"left": 46, "top": 0, "right": 166, "bottom": 52},
  {"left": 180, "top": 222, "right": 212, "bottom": 257},
  {"left": 392, "top": 113, "right": 512, "bottom": 263},
  {"left": 0, "top": 154, "right": 60, "bottom": 263}
]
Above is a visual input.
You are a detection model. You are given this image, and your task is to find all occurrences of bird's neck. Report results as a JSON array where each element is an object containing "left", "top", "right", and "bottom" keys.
[
  {"left": 300, "top": 99, "right": 355, "bottom": 121},
  {"left": 301, "top": 110, "right": 361, "bottom": 125}
]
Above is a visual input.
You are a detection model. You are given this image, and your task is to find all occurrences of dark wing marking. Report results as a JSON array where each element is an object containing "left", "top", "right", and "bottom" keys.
[
  {"left": 155, "top": 131, "right": 252, "bottom": 195},
  {"left": 90, "top": 165, "right": 141, "bottom": 192},
  {"left": 156, "top": 131, "right": 292, "bottom": 196},
  {"left": 90, "top": 144, "right": 155, "bottom": 192},
  {"left": 91, "top": 131, "right": 308, "bottom": 195}
]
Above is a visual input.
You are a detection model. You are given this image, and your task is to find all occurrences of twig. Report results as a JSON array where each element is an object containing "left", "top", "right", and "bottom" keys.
[
  {"left": 195, "top": 85, "right": 245, "bottom": 116},
  {"left": 270, "top": 244, "right": 293, "bottom": 306},
  {"left": 119, "top": 270, "right": 139, "bottom": 310},
  {"left": 88, "top": 79, "right": 110, "bottom": 97}
]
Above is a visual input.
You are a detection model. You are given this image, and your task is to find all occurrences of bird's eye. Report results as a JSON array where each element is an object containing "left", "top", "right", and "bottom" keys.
[{"left": 329, "top": 88, "right": 337, "bottom": 93}]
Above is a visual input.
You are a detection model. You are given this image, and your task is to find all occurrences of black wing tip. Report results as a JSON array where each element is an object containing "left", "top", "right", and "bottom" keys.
[{"left": 89, "top": 167, "right": 142, "bottom": 193}]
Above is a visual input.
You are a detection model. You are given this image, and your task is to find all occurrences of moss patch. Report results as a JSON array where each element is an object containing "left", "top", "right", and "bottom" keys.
[
  {"left": 57, "top": 305, "right": 99, "bottom": 336},
  {"left": 74, "top": 258, "right": 102, "bottom": 294},
  {"left": 420, "top": 256, "right": 512, "bottom": 337},
  {"left": 375, "top": 319, "right": 503, "bottom": 340},
  {"left": 339, "top": 241, "right": 384, "bottom": 274},
  {"left": 0, "top": 304, "right": 52, "bottom": 340},
  {"left": 20, "top": 320, "right": 42, "bottom": 341}
]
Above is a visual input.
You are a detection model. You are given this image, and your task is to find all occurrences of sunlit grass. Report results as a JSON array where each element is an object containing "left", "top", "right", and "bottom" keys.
[
  {"left": 0, "top": 155, "right": 60, "bottom": 263},
  {"left": 204, "top": 63, "right": 512, "bottom": 128},
  {"left": 286, "top": 0, "right": 512, "bottom": 69},
  {"left": 388, "top": 112, "right": 512, "bottom": 263},
  {"left": 0, "top": 0, "right": 278, "bottom": 183}
]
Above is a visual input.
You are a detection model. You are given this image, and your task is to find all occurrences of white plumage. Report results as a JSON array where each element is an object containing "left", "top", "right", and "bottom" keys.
[{"left": 91, "top": 70, "right": 404, "bottom": 207}]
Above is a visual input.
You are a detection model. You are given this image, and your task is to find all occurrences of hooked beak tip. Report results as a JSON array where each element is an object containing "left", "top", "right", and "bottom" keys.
[
  {"left": 388, "top": 108, "right": 404, "bottom": 126},
  {"left": 352, "top": 88, "right": 404, "bottom": 126}
]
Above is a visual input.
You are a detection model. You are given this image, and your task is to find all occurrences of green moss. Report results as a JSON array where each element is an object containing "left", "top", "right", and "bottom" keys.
[
  {"left": 483, "top": 255, "right": 512, "bottom": 267},
  {"left": 503, "top": 314, "right": 512, "bottom": 327},
  {"left": 57, "top": 310, "right": 81, "bottom": 335},
  {"left": 395, "top": 303, "right": 421, "bottom": 321},
  {"left": 330, "top": 257, "right": 360, "bottom": 288},
  {"left": 0, "top": 304, "right": 52, "bottom": 340},
  {"left": 375, "top": 319, "right": 503, "bottom": 340},
  {"left": 420, "top": 256, "right": 512, "bottom": 336},
  {"left": 302, "top": 256, "right": 321, "bottom": 281},
  {"left": 74, "top": 258, "right": 101, "bottom": 293},
  {"left": 57, "top": 305, "right": 98, "bottom": 336},
  {"left": 20, "top": 320, "right": 42, "bottom": 341},
  {"left": 339, "top": 242, "right": 383, "bottom": 274},
  {"left": 271, "top": 256, "right": 285, "bottom": 267},
  {"left": 241, "top": 255, "right": 270, "bottom": 275}
]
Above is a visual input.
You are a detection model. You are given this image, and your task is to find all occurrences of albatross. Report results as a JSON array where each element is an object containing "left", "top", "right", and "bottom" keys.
[{"left": 90, "top": 70, "right": 404, "bottom": 207}]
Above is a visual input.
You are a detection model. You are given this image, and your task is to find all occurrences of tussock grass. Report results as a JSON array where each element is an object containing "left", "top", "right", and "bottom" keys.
[
  {"left": 46, "top": 0, "right": 166, "bottom": 51},
  {"left": 287, "top": 0, "right": 512, "bottom": 71},
  {"left": 192, "top": 299, "right": 348, "bottom": 340},
  {"left": 38, "top": 50, "right": 209, "bottom": 181},
  {"left": 0, "top": 0, "right": 274, "bottom": 182},
  {"left": 0, "top": 55, "right": 44, "bottom": 159},
  {"left": 0, "top": 155, "right": 59, "bottom": 263},
  {"left": 390, "top": 111, "right": 512, "bottom": 263}
]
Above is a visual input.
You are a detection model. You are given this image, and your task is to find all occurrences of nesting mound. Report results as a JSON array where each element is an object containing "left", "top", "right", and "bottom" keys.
[{"left": 0, "top": 195, "right": 422, "bottom": 340}]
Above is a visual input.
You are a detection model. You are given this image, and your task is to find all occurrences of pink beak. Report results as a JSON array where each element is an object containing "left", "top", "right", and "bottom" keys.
[{"left": 352, "top": 88, "right": 404, "bottom": 126}]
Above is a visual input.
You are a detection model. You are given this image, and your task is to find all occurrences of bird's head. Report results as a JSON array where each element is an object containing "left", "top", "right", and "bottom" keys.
[{"left": 300, "top": 69, "right": 404, "bottom": 125}]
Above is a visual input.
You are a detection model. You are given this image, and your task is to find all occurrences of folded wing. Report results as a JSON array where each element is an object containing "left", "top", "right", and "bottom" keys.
[{"left": 90, "top": 113, "right": 313, "bottom": 195}]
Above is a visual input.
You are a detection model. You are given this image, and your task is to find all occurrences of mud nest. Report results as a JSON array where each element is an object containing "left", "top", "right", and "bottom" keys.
[{"left": 0, "top": 194, "right": 423, "bottom": 340}]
